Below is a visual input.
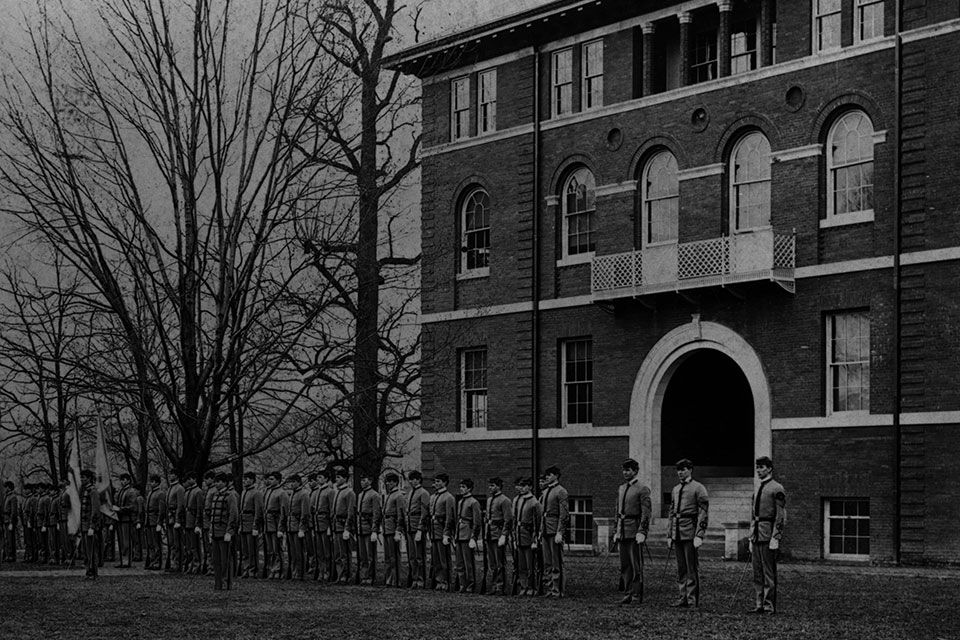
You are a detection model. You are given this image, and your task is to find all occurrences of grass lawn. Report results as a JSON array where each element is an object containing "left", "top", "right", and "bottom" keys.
[{"left": 1, "top": 557, "right": 957, "bottom": 639}]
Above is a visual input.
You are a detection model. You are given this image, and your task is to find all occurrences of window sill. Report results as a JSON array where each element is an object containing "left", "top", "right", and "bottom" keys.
[
  {"left": 820, "top": 210, "right": 874, "bottom": 229},
  {"left": 733, "top": 225, "right": 773, "bottom": 235},
  {"left": 824, "top": 553, "right": 871, "bottom": 562},
  {"left": 644, "top": 240, "right": 678, "bottom": 249},
  {"left": 556, "top": 253, "right": 594, "bottom": 268},
  {"left": 562, "top": 422, "right": 593, "bottom": 429},
  {"left": 457, "top": 268, "right": 490, "bottom": 281}
]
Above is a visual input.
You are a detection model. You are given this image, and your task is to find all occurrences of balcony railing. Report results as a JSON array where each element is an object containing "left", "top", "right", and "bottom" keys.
[{"left": 592, "top": 228, "right": 796, "bottom": 301}]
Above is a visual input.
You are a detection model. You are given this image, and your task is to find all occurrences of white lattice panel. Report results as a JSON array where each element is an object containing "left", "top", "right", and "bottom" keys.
[
  {"left": 678, "top": 236, "right": 729, "bottom": 280},
  {"left": 773, "top": 233, "right": 796, "bottom": 269}
]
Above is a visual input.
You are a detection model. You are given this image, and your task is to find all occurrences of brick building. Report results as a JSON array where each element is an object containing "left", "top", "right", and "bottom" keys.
[{"left": 387, "top": 0, "right": 960, "bottom": 564}]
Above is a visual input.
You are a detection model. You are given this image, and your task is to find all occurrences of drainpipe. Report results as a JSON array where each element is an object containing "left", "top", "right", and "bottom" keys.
[
  {"left": 892, "top": 0, "right": 902, "bottom": 565},
  {"left": 532, "top": 44, "right": 542, "bottom": 483}
]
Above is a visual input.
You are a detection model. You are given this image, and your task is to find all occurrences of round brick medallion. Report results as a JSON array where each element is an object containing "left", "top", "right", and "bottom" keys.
[
  {"left": 606, "top": 127, "right": 624, "bottom": 151},
  {"left": 690, "top": 107, "right": 709, "bottom": 132},
  {"left": 785, "top": 86, "right": 806, "bottom": 112}
]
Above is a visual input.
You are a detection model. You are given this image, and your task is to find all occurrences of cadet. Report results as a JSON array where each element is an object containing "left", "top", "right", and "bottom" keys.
[
  {"left": 113, "top": 473, "right": 138, "bottom": 568},
  {"left": 165, "top": 474, "right": 186, "bottom": 572},
  {"left": 331, "top": 467, "right": 357, "bottom": 584},
  {"left": 262, "top": 472, "right": 286, "bottom": 579},
  {"left": 79, "top": 470, "right": 101, "bottom": 580},
  {"left": 750, "top": 456, "right": 786, "bottom": 615},
  {"left": 23, "top": 484, "right": 37, "bottom": 562},
  {"left": 184, "top": 475, "right": 204, "bottom": 574},
  {"left": 381, "top": 472, "right": 405, "bottom": 587},
  {"left": 37, "top": 483, "right": 51, "bottom": 563},
  {"left": 2, "top": 481, "right": 18, "bottom": 562},
  {"left": 59, "top": 480, "right": 73, "bottom": 564},
  {"left": 404, "top": 470, "right": 430, "bottom": 588},
  {"left": 209, "top": 473, "right": 239, "bottom": 591},
  {"left": 356, "top": 472, "right": 382, "bottom": 585},
  {"left": 513, "top": 477, "right": 542, "bottom": 596},
  {"left": 666, "top": 458, "right": 709, "bottom": 608},
  {"left": 286, "top": 474, "right": 311, "bottom": 580},
  {"left": 46, "top": 482, "right": 62, "bottom": 564},
  {"left": 305, "top": 473, "right": 320, "bottom": 577},
  {"left": 144, "top": 474, "right": 166, "bottom": 570},
  {"left": 313, "top": 470, "right": 335, "bottom": 582},
  {"left": 614, "top": 458, "right": 652, "bottom": 605},
  {"left": 485, "top": 477, "right": 513, "bottom": 595},
  {"left": 540, "top": 466, "right": 569, "bottom": 598},
  {"left": 454, "top": 478, "right": 482, "bottom": 593},
  {"left": 239, "top": 472, "right": 264, "bottom": 578},
  {"left": 201, "top": 471, "right": 216, "bottom": 575},
  {"left": 428, "top": 472, "right": 456, "bottom": 591},
  {"left": 133, "top": 485, "right": 145, "bottom": 563}
]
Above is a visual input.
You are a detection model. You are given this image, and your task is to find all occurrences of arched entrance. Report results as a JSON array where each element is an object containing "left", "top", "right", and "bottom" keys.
[{"left": 629, "top": 318, "right": 771, "bottom": 519}]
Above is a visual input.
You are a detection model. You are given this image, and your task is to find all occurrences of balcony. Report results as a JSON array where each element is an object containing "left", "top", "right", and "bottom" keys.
[{"left": 591, "top": 228, "right": 796, "bottom": 302}]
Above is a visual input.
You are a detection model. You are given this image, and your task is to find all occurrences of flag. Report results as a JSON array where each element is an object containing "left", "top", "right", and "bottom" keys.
[
  {"left": 95, "top": 414, "right": 117, "bottom": 520},
  {"left": 66, "top": 423, "right": 82, "bottom": 535}
]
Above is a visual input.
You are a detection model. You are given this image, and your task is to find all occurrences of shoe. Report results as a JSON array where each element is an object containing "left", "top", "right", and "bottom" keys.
[
  {"left": 669, "top": 599, "right": 689, "bottom": 608},
  {"left": 619, "top": 595, "right": 633, "bottom": 605},
  {"left": 763, "top": 609, "right": 776, "bottom": 615},
  {"left": 749, "top": 607, "right": 764, "bottom": 614}
]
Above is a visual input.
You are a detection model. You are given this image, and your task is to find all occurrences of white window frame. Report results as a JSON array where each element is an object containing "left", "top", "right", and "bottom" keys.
[
  {"left": 451, "top": 76, "right": 471, "bottom": 141},
  {"left": 854, "top": 0, "right": 885, "bottom": 44},
  {"left": 823, "top": 498, "right": 871, "bottom": 561},
  {"left": 581, "top": 39, "right": 604, "bottom": 111},
  {"left": 561, "top": 338, "right": 593, "bottom": 428},
  {"left": 729, "top": 132, "right": 772, "bottom": 233},
  {"left": 477, "top": 69, "right": 497, "bottom": 134},
  {"left": 691, "top": 28, "right": 719, "bottom": 83},
  {"left": 813, "top": 0, "right": 842, "bottom": 53},
  {"left": 730, "top": 18, "right": 759, "bottom": 75},
  {"left": 460, "top": 347, "right": 488, "bottom": 431},
  {"left": 825, "top": 110, "right": 875, "bottom": 225},
  {"left": 568, "top": 496, "right": 594, "bottom": 550},
  {"left": 459, "top": 188, "right": 490, "bottom": 277},
  {"left": 560, "top": 167, "right": 597, "bottom": 260},
  {"left": 826, "top": 312, "right": 870, "bottom": 415},
  {"left": 552, "top": 48, "right": 573, "bottom": 117},
  {"left": 640, "top": 151, "right": 679, "bottom": 247}
]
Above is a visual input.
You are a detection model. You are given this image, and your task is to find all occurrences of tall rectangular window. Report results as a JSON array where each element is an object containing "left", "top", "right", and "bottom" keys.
[
  {"left": 692, "top": 29, "right": 718, "bottom": 83},
  {"left": 731, "top": 19, "right": 758, "bottom": 74},
  {"left": 562, "top": 338, "right": 593, "bottom": 427},
  {"left": 552, "top": 48, "right": 573, "bottom": 116},
  {"left": 582, "top": 40, "right": 604, "bottom": 110},
  {"left": 478, "top": 69, "right": 497, "bottom": 134},
  {"left": 814, "top": 0, "right": 842, "bottom": 52},
  {"left": 451, "top": 76, "right": 470, "bottom": 141},
  {"left": 460, "top": 347, "right": 488, "bottom": 430},
  {"left": 827, "top": 312, "right": 870, "bottom": 413},
  {"left": 855, "top": 0, "right": 884, "bottom": 43},
  {"left": 824, "top": 499, "right": 870, "bottom": 560},
  {"left": 568, "top": 497, "right": 594, "bottom": 547}
]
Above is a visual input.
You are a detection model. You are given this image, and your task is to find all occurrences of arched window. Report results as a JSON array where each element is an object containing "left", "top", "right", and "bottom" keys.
[
  {"left": 562, "top": 167, "right": 596, "bottom": 257},
  {"left": 461, "top": 188, "right": 490, "bottom": 273},
  {"left": 640, "top": 151, "right": 679, "bottom": 246},
  {"left": 827, "top": 111, "right": 874, "bottom": 219},
  {"left": 729, "top": 132, "right": 771, "bottom": 232}
]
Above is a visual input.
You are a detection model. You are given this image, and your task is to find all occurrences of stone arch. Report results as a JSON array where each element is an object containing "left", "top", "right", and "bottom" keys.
[
  {"left": 628, "top": 318, "right": 771, "bottom": 516},
  {"left": 547, "top": 153, "right": 598, "bottom": 195}
]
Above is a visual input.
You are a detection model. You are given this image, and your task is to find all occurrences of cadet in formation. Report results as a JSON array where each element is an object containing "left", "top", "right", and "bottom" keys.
[
  {"left": 667, "top": 458, "right": 710, "bottom": 608},
  {"left": 614, "top": 458, "right": 652, "bottom": 605},
  {"left": 750, "top": 456, "right": 787, "bottom": 615}
]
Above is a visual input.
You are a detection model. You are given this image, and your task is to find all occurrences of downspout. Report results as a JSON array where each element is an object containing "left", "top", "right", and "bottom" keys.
[
  {"left": 892, "top": 0, "right": 903, "bottom": 565},
  {"left": 532, "top": 44, "right": 542, "bottom": 483}
]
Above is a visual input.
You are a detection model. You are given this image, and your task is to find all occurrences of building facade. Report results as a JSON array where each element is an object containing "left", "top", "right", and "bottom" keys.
[{"left": 388, "top": 0, "right": 960, "bottom": 564}]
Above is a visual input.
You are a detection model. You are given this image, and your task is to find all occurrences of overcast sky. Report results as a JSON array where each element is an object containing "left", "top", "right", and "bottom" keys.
[{"left": 418, "top": 0, "right": 548, "bottom": 40}]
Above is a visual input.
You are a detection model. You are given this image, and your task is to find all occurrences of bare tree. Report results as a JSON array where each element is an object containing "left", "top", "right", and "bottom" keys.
[{"left": 0, "top": 0, "right": 347, "bottom": 475}]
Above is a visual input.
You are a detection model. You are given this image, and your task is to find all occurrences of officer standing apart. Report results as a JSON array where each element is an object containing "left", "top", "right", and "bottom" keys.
[
  {"left": 750, "top": 456, "right": 786, "bottom": 614},
  {"left": 667, "top": 458, "right": 709, "bottom": 608},
  {"left": 613, "top": 458, "right": 651, "bottom": 605},
  {"left": 540, "top": 465, "right": 569, "bottom": 598}
]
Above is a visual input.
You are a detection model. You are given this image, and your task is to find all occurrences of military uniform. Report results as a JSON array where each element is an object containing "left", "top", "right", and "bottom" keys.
[
  {"left": 46, "top": 489, "right": 62, "bottom": 564},
  {"left": 79, "top": 480, "right": 101, "bottom": 579},
  {"left": 428, "top": 488, "right": 456, "bottom": 591},
  {"left": 209, "top": 486, "right": 239, "bottom": 590},
  {"left": 114, "top": 483, "right": 139, "bottom": 567},
  {"left": 356, "top": 486, "right": 382, "bottom": 585},
  {"left": 23, "top": 491, "right": 37, "bottom": 562},
  {"left": 485, "top": 491, "right": 513, "bottom": 595},
  {"left": 58, "top": 487, "right": 72, "bottom": 564},
  {"left": 540, "top": 481, "right": 570, "bottom": 597},
  {"left": 751, "top": 477, "right": 786, "bottom": 613},
  {"left": 201, "top": 482, "right": 214, "bottom": 574},
  {"left": 238, "top": 485, "right": 265, "bottom": 578},
  {"left": 331, "top": 482, "right": 357, "bottom": 584},
  {"left": 165, "top": 481, "right": 186, "bottom": 571},
  {"left": 185, "top": 483, "right": 204, "bottom": 573},
  {"left": 2, "top": 491, "right": 18, "bottom": 562},
  {"left": 133, "top": 491, "right": 145, "bottom": 562},
  {"left": 313, "top": 482, "right": 335, "bottom": 581},
  {"left": 513, "top": 492, "right": 542, "bottom": 595},
  {"left": 616, "top": 478, "right": 652, "bottom": 601},
  {"left": 287, "top": 483, "right": 311, "bottom": 579},
  {"left": 263, "top": 484, "right": 287, "bottom": 578},
  {"left": 36, "top": 491, "right": 51, "bottom": 563},
  {"left": 381, "top": 487, "right": 405, "bottom": 586},
  {"left": 144, "top": 484, "right": 166, "bottom": 569},
  {"left": 404, "top": 485, "right": 430, "bottom": 587},
  {"left": 668, "top": 478, "right": 709, "bottom": 606},
  {"left": 454, "top": 493, "right": 482, "bottom": 593}
]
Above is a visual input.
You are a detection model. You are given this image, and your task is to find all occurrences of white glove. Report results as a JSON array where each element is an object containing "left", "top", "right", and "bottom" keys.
[
  {"left": 531, "top": 540, "right": 538, "bottom": 550},
  {"left": 194, "top": 526, "right": 202, "bottom": 534},
  {"left": 498, "top": 534, "right": 506, "bottom": 547},
  {"left": 174, "top": 523, "right": 181, "bottom": 530},
  {"left": 666, "top": 538, "right": 673, "bottom": 549},
  {"left": 41, "top": 526, "right": 47, "bottom": 533},
  {"left": 693, "top": 537, "right": 703, "bottom": 549},
  {"left": 394, "top": 531, "right": 403, "bottom": 543},
  {"left": 375, "top": 534, "right": 383, "bottom": 545},
  {"left": 554, "top": 532, "right": 563, "bottom": 545},
  {"left": 297, "top": 530, "right": 305, "bottom": 539},
  {"left": 252, "top": 529, "right": 259, "bottom": 537},
  {"left": 224, "top": 533, "right": 232, "bottom": 543},
  {"left": 635, "top": 533, "right": 645, "bottom": 545},
  {"left": 156, "top": 525, "right": 162, "bottom": 533},
  {"left": 769, "top": 538, "right": 779, "bottom": 551},
  {"left": 87, "top": 528, "right": 94, "bottom": 536},
  {"left": 468, "top": 538, "right": 477, "bottom": 550},
  {"left": 136, "top": 523, "right": 142, "bottom": 530},
  {"left": 111, "top": 505, "right": 120, "bottom": 512},
  {"left": 749, "top": 540, "right": 754, "bottom": 553},
  {"left": 6, "top": 524, "right": 12, "bottom": 531},
  {"left": 613, "top": 531, "right": 621, "bottom": 543},
  {"left": 442, "top": 535, "right": 450, "bottom": 546},
  {"left": 278, "top": 531, "right": 284, "bottom": 539},
  {"left": 342, "top": 531, "right": 350, "bottom": 541},
  {"left": 414, "top": 530, "right": 422, "bottom": 542}
]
